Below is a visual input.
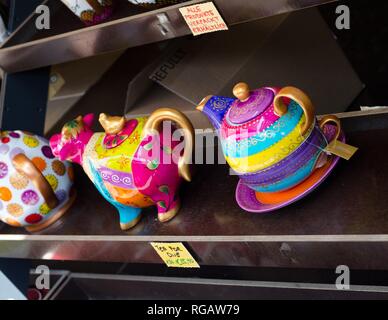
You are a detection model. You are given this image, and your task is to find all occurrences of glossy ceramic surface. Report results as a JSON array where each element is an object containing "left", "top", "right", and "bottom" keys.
[
  {"left": 197, "top": 83, "right": 342, "bottom": 210},
  {"left": 202, "top": 86, "right": 321, "bottom": 175},
  {"left": 0, "top": 131, "right": 74, "bottom": 230},
  {"left": 246, "top": 124, "right": 329, "bottom": 193},
  {"left": 224, "top": 113, "right": 312, "bottom": 173},
  {"left": 238, "top": 123, "right": 327, "bottom": 187},
  {"left": 236, "top": 125, "right": 345, "bottom": 213},
  {"left": 227, "top": 88, "right": 275, "bottom": 124},
  {"left": 50, "top": 109, "right": 194, "bottom": 230}
]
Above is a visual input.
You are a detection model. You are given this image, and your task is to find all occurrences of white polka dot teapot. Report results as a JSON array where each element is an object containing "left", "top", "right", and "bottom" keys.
[{"left": 0, "top": 131, "right": 75, "bottom": 232}]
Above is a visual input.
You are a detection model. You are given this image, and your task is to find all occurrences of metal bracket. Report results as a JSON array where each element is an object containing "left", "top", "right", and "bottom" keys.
[{"left": 156, "top": 13, "right": 175, "bottom": 37}]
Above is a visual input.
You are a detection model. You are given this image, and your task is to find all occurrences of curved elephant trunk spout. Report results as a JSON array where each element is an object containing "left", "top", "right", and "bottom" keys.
[{"left": 142, "top": 108, "right": 195, "bottom": 182}]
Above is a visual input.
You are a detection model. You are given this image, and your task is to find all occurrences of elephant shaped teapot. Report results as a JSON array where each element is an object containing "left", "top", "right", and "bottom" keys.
[
  {"left": 50, "top": 108, "right": 194, "bottom": 230},
  {"left": 197, "top": 83, "right": 343, "bottom": 211}
]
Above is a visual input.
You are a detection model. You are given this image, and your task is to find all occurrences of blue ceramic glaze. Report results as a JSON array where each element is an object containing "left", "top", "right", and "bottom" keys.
[
  {"left": 203, "top": 96, "right": 234, "bottom": 130},
  {"left": 251, "top": 151, "right": 321, "bottom": 193}
]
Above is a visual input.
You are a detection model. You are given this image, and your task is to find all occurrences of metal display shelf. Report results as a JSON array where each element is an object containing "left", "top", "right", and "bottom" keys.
[
  {"left": 1, "top": 111, "right": 388, "bottom": 270},
  {"left": 0, "top": 0, "right": 336, "bottom": 73},
  {"left": 53, "top": 273, "right": 388, "bottom": 300}
]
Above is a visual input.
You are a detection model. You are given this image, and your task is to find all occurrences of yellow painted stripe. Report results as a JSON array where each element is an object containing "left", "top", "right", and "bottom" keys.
[{"left": 225, "top": 115, "right": 314, "bottom": 173}]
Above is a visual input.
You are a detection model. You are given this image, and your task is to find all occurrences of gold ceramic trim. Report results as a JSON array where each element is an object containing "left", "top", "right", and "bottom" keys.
[
  {"left": 12, "top": 154, "right": 59, "bottom": 209},
  {"left": 120, "top": 214, "right": 142, "bottom": 231},
  {"left": 274, "top": 86, "right": 315, "bottom": 136},
  {"left": 196, "top": 95, "right": 213, "bottom": 111},
  {"left": 319, "top": 114, "right": 341, "bottom": 141},
  {"left": 26, "top": 191, "right": 76, "bottom": 233},
  {"left": 158, "top": 200, "right": 180, "bottom": 223},
  {"left": 233, "top": 82, "right": 250, "bottom": 102},
  {"left": 99, "top": 113, "right": 126, "bottom": 135},
  {"left": 62, "top": 115, "right": 84, "bottom": 141},
  {"left": 143, "top": 108, "right": 195, "bottom": 182}
]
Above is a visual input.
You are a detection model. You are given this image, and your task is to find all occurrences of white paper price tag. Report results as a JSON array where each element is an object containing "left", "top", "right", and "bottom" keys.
[{"left": 179, "top": 2, "right": 228, "bottom": 36}]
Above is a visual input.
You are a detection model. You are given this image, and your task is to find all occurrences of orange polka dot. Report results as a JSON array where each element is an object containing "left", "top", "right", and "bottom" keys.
[
  {"left": 7, "top": 203, "right": 23, "bottom": 217},
  {"left": 10, "top": 172, "right": 29, "bottom": 190},
  {"left": 5, "top": 217, "right": 21, "bottom": 227},
  {"left": 0, "top": 187, "right": 12, "bottom": 201},
  {"left": 32, "top": 157, "right": 47, "bottom": 172},
  {"left": 68, "top": 166, "right": 74, "bottom": 182}
]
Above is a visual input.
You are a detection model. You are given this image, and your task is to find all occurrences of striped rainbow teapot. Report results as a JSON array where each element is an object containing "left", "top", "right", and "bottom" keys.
[{"left": 196, "top": 82, "right": 342, "bottom": 199}]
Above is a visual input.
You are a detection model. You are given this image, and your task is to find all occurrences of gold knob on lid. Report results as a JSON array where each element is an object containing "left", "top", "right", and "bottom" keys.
[
  {"left": 233, "top": 82, "right": 250, "bottom": 102},
  {"left": 99, "top": 113, "right": 126, "bottom": 135}
]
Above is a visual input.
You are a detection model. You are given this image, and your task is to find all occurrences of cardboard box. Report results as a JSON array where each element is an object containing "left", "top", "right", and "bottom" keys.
[
  {"left": 125, "top": 8, "right": 363, "bottom": 129},
  {"left": 45, "top": 50, "right": 123, "bottom": 133}
]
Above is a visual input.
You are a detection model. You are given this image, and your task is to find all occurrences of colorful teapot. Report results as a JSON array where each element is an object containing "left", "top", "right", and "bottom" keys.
[
  {"left": 0, "top": 131, "right": 75, "bottom": 231},
  {"left": 50, "top": 108, "right": 194, "bottom": 230},
  {"left": 197, "top": 83, "right": 341, "bottom": 205}
]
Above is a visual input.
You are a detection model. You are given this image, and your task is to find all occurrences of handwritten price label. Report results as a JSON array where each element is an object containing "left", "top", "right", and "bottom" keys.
[
  {"left": 151, "top": 242, "right": 200, "bottom": 268},
  {"left": 179, "top": 2, "right": 228, "bottom": 36},
  {"left": 324, "top": 139, "right": 358, "bottom": 160}
]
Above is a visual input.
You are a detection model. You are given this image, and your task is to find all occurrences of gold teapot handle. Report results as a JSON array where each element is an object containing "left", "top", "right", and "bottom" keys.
[
  {"left": 12, "top": 154, "right": 59, "bottom": 209},
  {"left": 142, "top": 108, "right": 195, "bottom": 182},
  {"left": 273, "top": 87, "right": 315, "bottom": 136},
  {"left": 318, "top": 114, "right": 341, "bottom": 141}
]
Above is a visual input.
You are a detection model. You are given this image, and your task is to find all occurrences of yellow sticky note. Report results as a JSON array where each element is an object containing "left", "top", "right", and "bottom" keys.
[
  {"left": 151, "top": 242, "right": 200, "bottom": 268},
  {"left": 324, "top": 140, "right": 358, "bottom": 160}
]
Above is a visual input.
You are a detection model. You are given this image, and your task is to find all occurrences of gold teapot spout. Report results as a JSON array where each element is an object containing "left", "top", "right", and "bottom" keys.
[
  {"left": 99, "top": 113, "right": 126, "bottom": 135},
  {"left": 196, "top": 95, "right": 213, "bottom": 112}
]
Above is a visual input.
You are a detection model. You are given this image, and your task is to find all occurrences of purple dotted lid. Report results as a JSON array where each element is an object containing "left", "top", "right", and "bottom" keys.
[{"left": 228, "top": 88, "right": 274, "bottom": 125}]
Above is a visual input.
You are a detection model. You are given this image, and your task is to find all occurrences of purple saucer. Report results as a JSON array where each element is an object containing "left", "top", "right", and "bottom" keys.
[{"left": 236, "top": 125, "right": 345, "bottom": 213}]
